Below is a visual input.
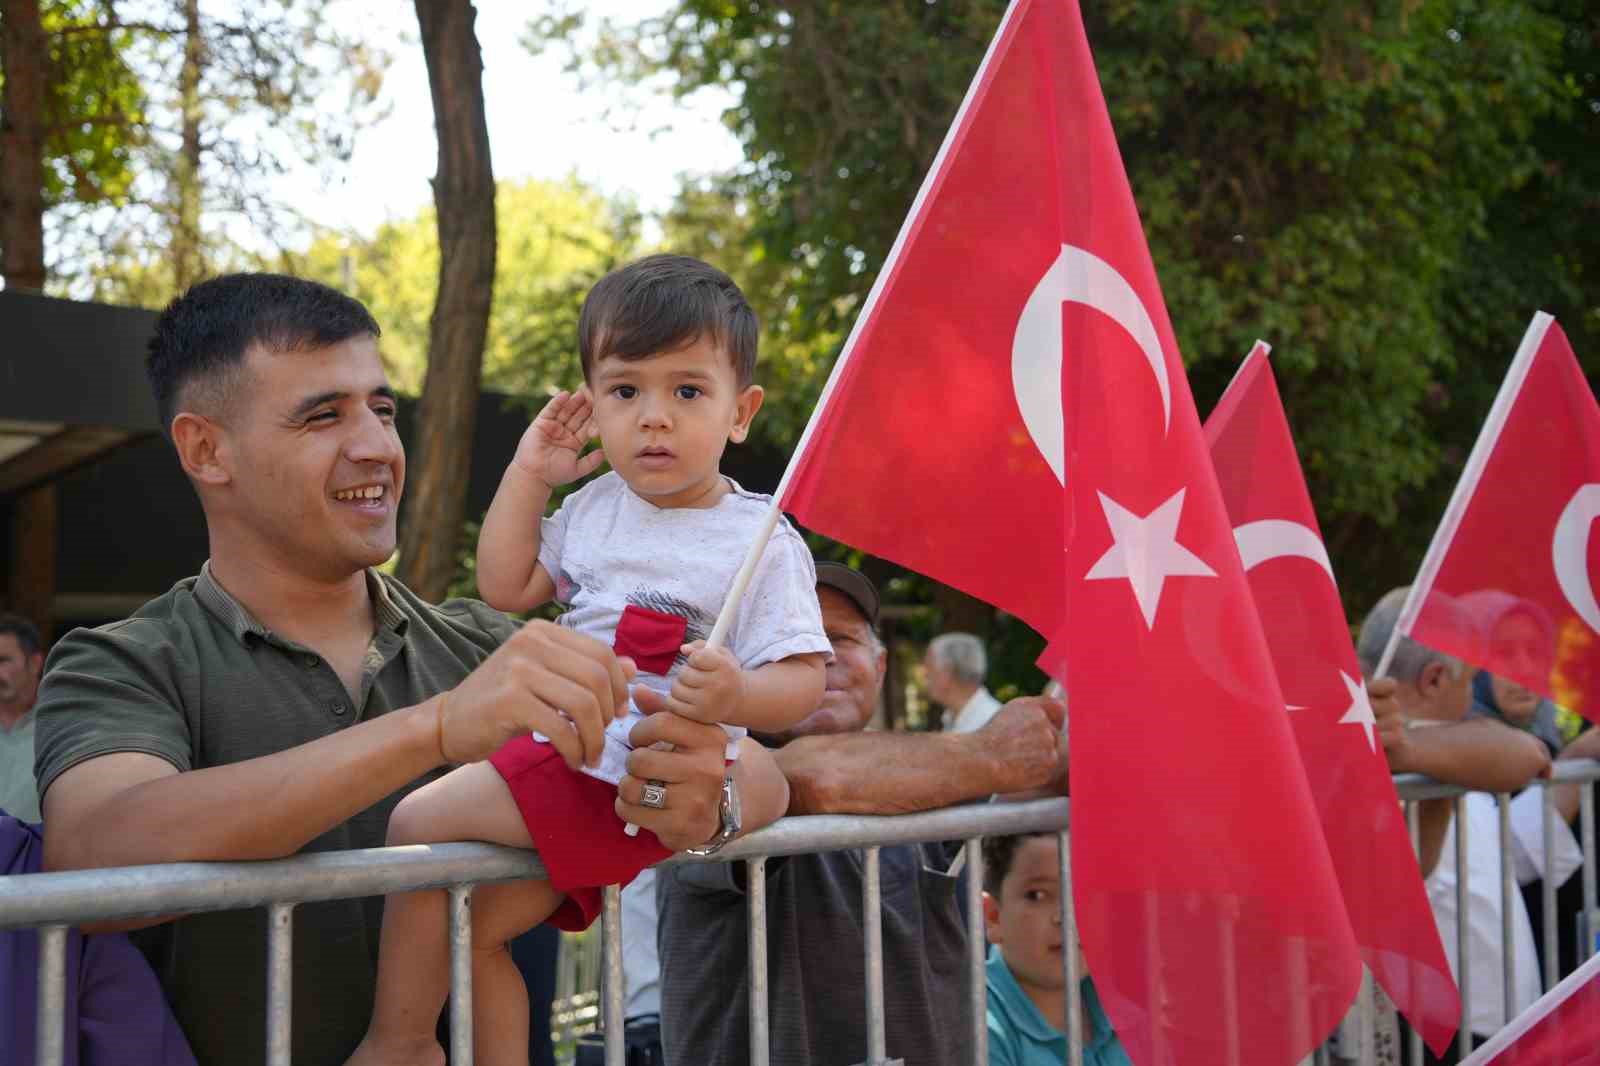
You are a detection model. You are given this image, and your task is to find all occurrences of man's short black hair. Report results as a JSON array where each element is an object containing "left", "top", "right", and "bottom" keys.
[
  {"left": 0, "top": 615, "right": 42, "bottom": 657},
  {"left": 982, "top": 831, "right": 1055, "bottom": 897},
  {"left": 146, "top": 272, "right": 382, "bottom": 435},
  {"left": 577, "top": 254, "right": 758, "bottom": 388}
]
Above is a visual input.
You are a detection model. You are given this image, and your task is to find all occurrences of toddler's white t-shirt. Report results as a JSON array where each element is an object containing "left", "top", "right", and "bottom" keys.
[{"left": 534, "top": 471, "right": 830, "bottom": 784}]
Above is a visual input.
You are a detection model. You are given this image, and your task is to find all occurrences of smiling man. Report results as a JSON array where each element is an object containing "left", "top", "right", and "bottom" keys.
[{"left": 31, "top": 273, "right": 764, "bottom": 1066}]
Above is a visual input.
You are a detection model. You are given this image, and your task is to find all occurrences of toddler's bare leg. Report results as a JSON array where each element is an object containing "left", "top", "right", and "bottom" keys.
[{"left": 345, "top": 761, "right": 563, "bottom": 1066}]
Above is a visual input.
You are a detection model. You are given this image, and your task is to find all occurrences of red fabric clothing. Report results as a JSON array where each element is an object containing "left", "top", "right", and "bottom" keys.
[{"left": 487, "top": 737, "right": 671, "bottom": 931}]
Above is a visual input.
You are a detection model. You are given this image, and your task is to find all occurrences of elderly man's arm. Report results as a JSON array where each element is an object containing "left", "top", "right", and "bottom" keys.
[
  {"left": 776, "top": 697, "right": 1065, "bottom": 816},
  {"left": 1371, "top": 678, "right": 1550, "bottom": 791}
]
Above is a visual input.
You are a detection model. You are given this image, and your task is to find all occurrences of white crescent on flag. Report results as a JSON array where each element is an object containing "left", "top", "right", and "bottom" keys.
[
  {"left": 1553, "top": 483, "right": 1600, "bottom": 635},
  {"left": 1233, "top": 519, "right": 1335, "bottom": 582},
  {"left": 1011, "top": 243, "right": 1172, "bottom": 484}
]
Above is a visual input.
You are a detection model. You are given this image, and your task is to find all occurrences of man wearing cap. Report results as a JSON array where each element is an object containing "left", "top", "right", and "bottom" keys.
[{"left": 655, "top": 562, "right": 1068, "bottom": 1066}]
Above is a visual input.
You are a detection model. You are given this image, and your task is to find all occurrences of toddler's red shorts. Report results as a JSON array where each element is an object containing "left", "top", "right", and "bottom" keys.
[{"left": 487, "top": 734, "right": 672, "bottom": 931}]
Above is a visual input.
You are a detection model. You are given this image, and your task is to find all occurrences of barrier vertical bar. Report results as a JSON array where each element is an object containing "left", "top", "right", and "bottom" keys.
[
  {"left": 449, "top": 886, "right": 474, "bottom": 1066},
  {"left": 1583, "top": 784, "right": 1597, "bottom": 961},
  {"left": 864, "top": 848, "right": 887, "bottom": 1065},
  {"left": 1456, "top": 793, "right": 1471, "bottom": 1060},
  {"left": 1408, "top": 802, "right": 1423, "bottom": 1066},
  {"left": 966, "top": 837, "right": 988, "bottom": 1065},
  {"left": 1542, "top": 785, "right": 1557, "bottom": 991},
  {"left": 266, "top": 903, "right": 294, "bottom": 1066},
  {"left": 1058, "top": 831, "right": 1084, "bottom": 1066},
  {"left": 603, "top": 885, "right": 625, "bottom": 1066},
  {"left": 748, "top": 857, "right": 770, "bottom": 1066},
  {"left": 35, "top": 923, "right": 67, "bottom": 1066},
  {"left": 1497, "top": 794, "right": 1516, "bottom": 1025}
]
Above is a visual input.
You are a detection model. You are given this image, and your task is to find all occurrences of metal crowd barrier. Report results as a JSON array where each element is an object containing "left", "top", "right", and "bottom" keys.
[{"left": 3, "top": 762, "right": 1598, "bottom": 1066}]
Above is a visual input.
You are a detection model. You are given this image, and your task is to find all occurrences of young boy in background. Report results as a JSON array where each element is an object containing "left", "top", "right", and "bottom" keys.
[{"left": 983, "top": 831, "right": 1132, "bottom": 1066}]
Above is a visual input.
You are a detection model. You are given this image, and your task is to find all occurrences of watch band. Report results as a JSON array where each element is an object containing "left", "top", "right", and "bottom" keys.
[{"left": 684, "top": 774, "right": 741, "bottom": 857}]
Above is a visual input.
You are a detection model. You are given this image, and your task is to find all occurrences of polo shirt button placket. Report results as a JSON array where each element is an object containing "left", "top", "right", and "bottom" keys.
[{"left": 330, "top": 702, "right": 348, "bottom": 718}]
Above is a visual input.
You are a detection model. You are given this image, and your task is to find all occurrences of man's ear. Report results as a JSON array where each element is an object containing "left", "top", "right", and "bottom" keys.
[
  {"left": 171, "top": 413, "right": 232, "bottom": 487},
  {"left": 728, "top": 384, "right": 765, "bottom": 443},
  {"left": 1416, "top": 659, "right": 1445, "bottom": 696},
  {"left": 983, "top": 890, "right": 1004, "bottom": 944}
]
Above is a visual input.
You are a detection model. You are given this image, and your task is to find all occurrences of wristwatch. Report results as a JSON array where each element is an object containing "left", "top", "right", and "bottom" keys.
[{"left": 684, "top": 774, "right": 741, "bottom": 856}]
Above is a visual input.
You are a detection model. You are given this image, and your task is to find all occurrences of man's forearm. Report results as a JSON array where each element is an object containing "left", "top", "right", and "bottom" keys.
[
  {"left": 45, "top": 700, "right": 444, "bottom": 871},
  {"left": 732, "top": 738, "right": 790, "bottom": 834},
  {"left": 777, "top": 730, "right": 1006, "bottom": 816},
  {"left": 1391, "top": 717, "right": 1550, "bottom": 793}
]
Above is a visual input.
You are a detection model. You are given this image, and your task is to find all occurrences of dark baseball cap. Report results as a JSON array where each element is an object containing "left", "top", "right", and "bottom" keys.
[{"left": 814, "top": 562, "right": 880, "bottom": 626}]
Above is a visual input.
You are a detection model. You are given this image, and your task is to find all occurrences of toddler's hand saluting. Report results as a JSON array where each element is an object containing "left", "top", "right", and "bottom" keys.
[{"left": 512, "top": 388, "right": 605, "bottom": 489}]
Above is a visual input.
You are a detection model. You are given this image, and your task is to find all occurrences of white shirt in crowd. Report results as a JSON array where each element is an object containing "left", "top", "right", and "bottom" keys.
[
  {"left": 1425, "top": 789, "right": 1583, "bottom": 1035},
  {"left": 950, "top": 687, "right": 1002, "bottom": 734}
]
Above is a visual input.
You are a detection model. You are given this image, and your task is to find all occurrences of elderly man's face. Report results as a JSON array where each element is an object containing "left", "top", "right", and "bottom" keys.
[{"left": 769, "top": 587, "right": 886, "bottom": 742}]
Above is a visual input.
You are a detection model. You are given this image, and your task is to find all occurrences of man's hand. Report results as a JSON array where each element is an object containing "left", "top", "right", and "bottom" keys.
[
  {"left": 511, "top": 389, "right": 605, "bottom": 489},
  {"left": 437, "top": 621, "right": 632, "bottom": 770},
  {"left": 665, "top": 641, "right": 745, "bottom": 724},
  {"left": 616, "top": 690, "right": 729, "bottom": 851},
  {"left": 973, "top": 696, "right": 1067, "bottom": 795},
  {"left": 1369, "top": 677, "right": 1412, "bottom": 770}
]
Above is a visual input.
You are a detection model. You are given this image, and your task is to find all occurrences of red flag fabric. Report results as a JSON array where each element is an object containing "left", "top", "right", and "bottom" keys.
[
  {"left": 779, "top": 1, "right": 1362, "bottom": 1063},
  {"left": 1462, "top": 950, "right": 1600, "bottom": 1066},
  {"left": 1205, "top": 342, "right": 1460, "bottom": 1054},
  {"left": 1397, "top": 315, "right": 1600, "bottom": 725}
]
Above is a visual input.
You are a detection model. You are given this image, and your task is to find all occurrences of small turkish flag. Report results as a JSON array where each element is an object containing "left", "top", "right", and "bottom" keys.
[
  {"left": 1397, "top": 314, "right": 1600, "bottom": 725},
  {"left": 1205, "top": 342, "right": 1460, "bottom": 1055}
]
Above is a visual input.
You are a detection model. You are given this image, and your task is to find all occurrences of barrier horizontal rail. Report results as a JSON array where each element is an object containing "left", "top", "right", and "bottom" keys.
[{"left": 0, "top": 797, "right": 1069, "bottom": 930}]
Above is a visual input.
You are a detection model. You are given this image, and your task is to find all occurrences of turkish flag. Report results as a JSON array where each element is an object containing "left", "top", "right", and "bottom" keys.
[
  {"left": 1461, "top": 950, "right": 1600, "bottom": 1065},
  {"left": 779, "top": 1, "right": 1363, "bottom": 1063},
  {"left": 1398, "top": 315, "right": 1600, "bottom": 725},
  {"left": 1205, "top": 342, "right": 1460, "bottom": 1055}
]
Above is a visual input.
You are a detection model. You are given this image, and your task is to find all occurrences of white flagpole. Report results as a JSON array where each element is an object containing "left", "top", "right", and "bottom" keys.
[
  {"left": 1372, "top": 311, "right": 1555, "bottom": 680},
  {"left": 700, "top": 0, "right": 1030, "bottom": 650},
  {"left": 1458, "top": 945, "right": 1600, "bottom": 1065}
]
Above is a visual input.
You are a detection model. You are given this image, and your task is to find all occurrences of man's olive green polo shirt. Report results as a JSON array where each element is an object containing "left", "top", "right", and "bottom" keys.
[{"left": 33, "top": 564, "right": 519, "bottom": 1066}]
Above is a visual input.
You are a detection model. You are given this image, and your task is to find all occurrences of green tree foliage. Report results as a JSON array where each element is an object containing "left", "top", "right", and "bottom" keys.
[
  {"left": 297, "top": 177, "right": 641, "bottom": 396},
  {"left": 36, "top": 0, "right": 144, "bottom": 209},
  {"left": 550, "top": 1, "right": 1599, "bottom": 689},
  {"left": 54, "top": 0, "right": 386, "bottom": 305}
]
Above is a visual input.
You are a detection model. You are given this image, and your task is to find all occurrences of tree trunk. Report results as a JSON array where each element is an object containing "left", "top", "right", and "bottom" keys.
[
  {"left": 398, "top": 0, "right": 495, "bottom": 602},
  {"left": 173, "top": 0, "right": 204, "bottom": 289},
  {"left": 0, "top": 0, "right": 48, "bottom": 291}
]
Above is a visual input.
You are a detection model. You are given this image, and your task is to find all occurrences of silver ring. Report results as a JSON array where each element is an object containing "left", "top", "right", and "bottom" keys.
[{"left": 640, "top": 780, "right": 668, "bottom": 810}]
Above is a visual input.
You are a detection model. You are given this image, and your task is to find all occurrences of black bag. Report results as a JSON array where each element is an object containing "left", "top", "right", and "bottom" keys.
[{"left": 574, "top": 1014, "right": 663, "bottom": 1066}]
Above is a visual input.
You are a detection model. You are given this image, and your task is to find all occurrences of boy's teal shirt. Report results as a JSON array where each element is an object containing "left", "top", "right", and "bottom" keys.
[{"left": 986, "top": 945, "right": 1133, "bottom": 1066}]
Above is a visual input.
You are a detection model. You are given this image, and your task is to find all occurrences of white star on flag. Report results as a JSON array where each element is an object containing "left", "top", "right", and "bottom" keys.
[
  {"left": 1338, "top": 669, "right": 1378, "bottom": 753},
  {"left": 1084, "top": 488, "right": 1217, "bottom": 628}
]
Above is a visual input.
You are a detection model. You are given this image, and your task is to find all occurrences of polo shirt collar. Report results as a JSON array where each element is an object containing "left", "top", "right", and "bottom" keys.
[
  {"left": 195, "top": 562, "right": 409, "bottom": 645},
  {"left": 987, "top": 945, "right": 1063, "bottom": 1045}
]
